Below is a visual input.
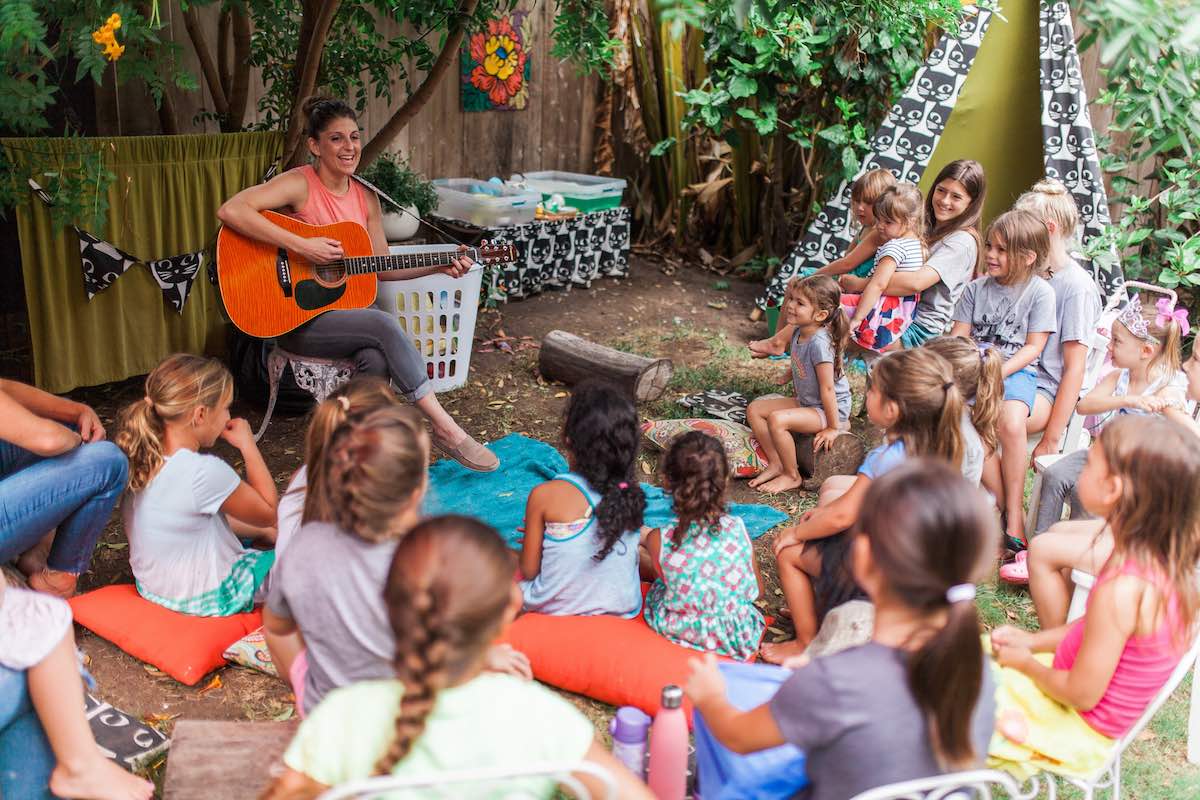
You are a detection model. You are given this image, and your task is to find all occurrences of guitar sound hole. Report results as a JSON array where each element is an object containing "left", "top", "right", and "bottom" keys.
[
  {"left": 314, "top": 264, "right": 347, "bottom": 285},
  {"left": 294, "top": 280, "right": 347, "bottom": 311}
]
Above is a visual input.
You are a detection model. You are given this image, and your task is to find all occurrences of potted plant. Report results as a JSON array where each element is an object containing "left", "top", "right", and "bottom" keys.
[{"left": 359, "top": 153, "right": 438, "bottom": 241}]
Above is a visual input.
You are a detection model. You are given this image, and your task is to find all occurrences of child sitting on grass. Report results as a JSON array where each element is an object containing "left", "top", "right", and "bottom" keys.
[
  {"left": 265, "top": 405, "right": 529, "bottom": 717},
  {"left": 989, "top": 415, "right": 1200, "bottom": 779},
  {"left": 116, "top": 354, "right": 277, "bottom": 616},
  {"left": 262, "top": 516, "right": 654, "bottom": 800},
  {"left": 749, "top": 169, "right": 895, "bottom": 357},
  {"left": 520, "top": 380, "right": 645, "bottom": 617},
  {"left": 0, "top": 579, "right": 154, "bottom": 800},
  {"left": 763, "top": 348, "right": 964, "bottom": 661},
  {"left": 687, "top": 461, "right": 997, "bottom": 800},
  {"left": 643, "top": 431, "right": 764, "bottom": 659},
  {"left": 746, "top": 275, "right": 852, "bottom": 494}
]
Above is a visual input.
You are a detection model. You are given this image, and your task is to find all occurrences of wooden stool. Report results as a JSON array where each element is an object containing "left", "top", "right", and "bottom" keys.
[
  {"left": 163, "top": 719, "right": 299, "bottom": 799},
  {"left": 255, "top": 347, "right": 357, "bottom": 441}
]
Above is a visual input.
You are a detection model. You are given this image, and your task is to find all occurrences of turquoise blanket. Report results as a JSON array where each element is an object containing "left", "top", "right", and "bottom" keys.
[{"left": 424, "top": 433, "right": 788, "bottom": 546}]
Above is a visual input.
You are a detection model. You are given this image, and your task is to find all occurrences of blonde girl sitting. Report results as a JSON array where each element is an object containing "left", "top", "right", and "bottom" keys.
[
  {"left": 840, "top": 183, "right": 927, "bottom": 352},
  {"left": 263, "top": 516, "right": 653, "bottom": 800},
  {"left": 643, "top": 431, "right": 765, "bottom": 659},
  {"left": 950, "top": 210, "right": 1057, "bottom": 548},
  {"left": 989, "top": 415, "right": 1200, "bottom": 779},
  {"left": 762, "top": 348, "right": 964, "bottom": 661},
  {"left": 924, "top": 336, "right": 1005, "bottom": 485},
  {"left": 687, "top": 461, "right": 997, "bottom": 800},
  {"left": 116, "top": 354, "right": 277, "bottom": 616},
  {"left": 1016, "top": 292, "right": 1189, "bottom": 603},
  {"left": 265, "top": 405, "right": 529, "bottom": 718},
  {"left": 747, "top": 275, "right": 852, "bottom": 494},
  {"left": 274, "top": 377, "right": 398, "bottom": 560}
]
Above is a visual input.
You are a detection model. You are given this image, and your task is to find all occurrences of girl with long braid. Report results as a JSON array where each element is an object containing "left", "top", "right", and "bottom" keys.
[
  {"left": 262, "top": 516, "right": 654, "bottom": 799},
  {"left": 519, "top": 380, "right": 647, "bottom": 617}
]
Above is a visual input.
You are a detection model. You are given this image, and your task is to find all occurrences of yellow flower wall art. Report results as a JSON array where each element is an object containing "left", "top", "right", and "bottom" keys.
[{"left": 461, "top": 14, "right": 531, "bottom": 111}]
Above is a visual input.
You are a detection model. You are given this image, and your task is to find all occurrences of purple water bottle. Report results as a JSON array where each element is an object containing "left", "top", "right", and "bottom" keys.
[{"left": 609, "top": 706, "right": 652, "bottom": 779}]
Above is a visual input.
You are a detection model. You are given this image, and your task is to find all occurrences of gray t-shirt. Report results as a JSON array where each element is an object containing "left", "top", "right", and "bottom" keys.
[
  {"left": 913, "top": 230, "right": 978, "bottom": 335},
  {"left": 769, "top": 641, "right": 996, "bottom": 800},
  {"left": 267, "top": 521, "right": 398, "bottom": 715},
  {"left": 952, "top": 275, "right": 1057, "bottom": 362},
  {"left": 960, "top": 410, "right": 984, "bottom": 485},
  {"left": 791, "top": 327, "right": 851, "bottom": 422},
  {"left": 1037, "top": 260, "right": 1102, "bottom": 397}
]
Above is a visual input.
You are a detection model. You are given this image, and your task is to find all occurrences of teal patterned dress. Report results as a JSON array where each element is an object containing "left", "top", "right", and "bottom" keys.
[{"left": 645, "top": 514, "right": 764, "bottom": 659}]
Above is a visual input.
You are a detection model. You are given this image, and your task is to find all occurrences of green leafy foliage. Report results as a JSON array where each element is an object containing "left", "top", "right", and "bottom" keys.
[
  {"left": 1079, "top": 0, "right": 1200, "bottom": 307},
  {"left": 359, "top": 151, "right": 438, "bottom": 217}
]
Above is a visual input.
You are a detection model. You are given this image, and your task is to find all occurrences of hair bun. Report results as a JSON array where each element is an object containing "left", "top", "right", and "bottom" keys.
[{"left": 1032, "top": 178, "right": 1068, "bottom": 196}]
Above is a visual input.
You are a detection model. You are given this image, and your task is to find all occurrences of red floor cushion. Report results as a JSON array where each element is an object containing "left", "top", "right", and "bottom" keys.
[{"left": 69, "top": 585, "right": 262, "bottom": 686}]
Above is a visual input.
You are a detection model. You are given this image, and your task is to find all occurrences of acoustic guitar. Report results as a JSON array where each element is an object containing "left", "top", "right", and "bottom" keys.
[{"left": 216, "top": 210, "right": 516, "bottom": 338}]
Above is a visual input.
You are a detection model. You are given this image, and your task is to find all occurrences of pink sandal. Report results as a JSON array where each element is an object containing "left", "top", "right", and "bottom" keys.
[{"left": 999, "top": 550, "right": 1029, "bottom": 585}]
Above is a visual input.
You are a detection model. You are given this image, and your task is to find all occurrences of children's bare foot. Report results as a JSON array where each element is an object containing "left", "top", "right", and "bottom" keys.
[
  {"left": 748, "top": 467, "right": 782, "bottom": 489},
  {"left": 28, "top": 569, "right": 78, "bottom": 599},
  {"left": 758, "top": 474, "right": 805, "bottom": 494},
  {"left": 760, "top": 639, "right": 808, "bottom": 665},
  {"left": 50, "top": 757, "right": 154, "bottom": 800},
  {"left": 16, "top": 533, "right": 54, "bottom": 577}
]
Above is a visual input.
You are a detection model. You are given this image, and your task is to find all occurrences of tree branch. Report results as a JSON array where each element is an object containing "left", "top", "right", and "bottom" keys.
[
  {"left": 217, "top": 8, "right": 233, "bottom": 102},
  {"left": 183, "top": 5, "right": 229, "bottom": 116},
  {"left": 283, "top": 0, "right": 344, "bottom": 168},
  {"left": 359, "top": 0, "right": 480, "bottom": 167},
  {"left": 227, "top": 6, "right": 253, "bottom": 131}
]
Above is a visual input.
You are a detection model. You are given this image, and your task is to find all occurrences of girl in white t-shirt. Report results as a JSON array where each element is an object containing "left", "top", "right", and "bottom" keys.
[
  {"left": 115, "top": 354, "right": 278, "bottom": 616},
  {"left": 274, "top": 377, "right": 400, "bottom": 561}
]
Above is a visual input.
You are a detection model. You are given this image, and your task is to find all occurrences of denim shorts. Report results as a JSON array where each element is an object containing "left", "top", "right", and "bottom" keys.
[
  {"left": 1004, "top": 367, "right": 1038, "bottom": 415},
  {"left": 899, "top": 318, "right": 939, "bottom": 348}
]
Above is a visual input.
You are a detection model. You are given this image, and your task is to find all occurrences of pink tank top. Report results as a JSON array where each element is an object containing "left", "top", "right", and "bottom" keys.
[
  {"left": 1053, "top": 558, "right": 1186, "bottom": 738},
  {"left": 289, "top": 165, "right": 370, "bottom": 227}
]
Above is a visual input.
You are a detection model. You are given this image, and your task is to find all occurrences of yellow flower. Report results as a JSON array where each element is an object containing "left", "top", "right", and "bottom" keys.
[
  {"left": 92, "top": 13, "right": 124, "bottom": 61},
  {"left": 108, "top": 13, "right": 121, "bottom": 28},
  {"left": 483, "top": 34, "right": 518, "bottom": 81}
]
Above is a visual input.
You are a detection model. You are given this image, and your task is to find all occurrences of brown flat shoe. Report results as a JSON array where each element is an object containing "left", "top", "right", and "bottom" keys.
[
  {"left": 28, "top": 568, "right": 78, "bottom": 599},
  {"left": 433, "top": 433, "right": 499, "bottom": 472}
]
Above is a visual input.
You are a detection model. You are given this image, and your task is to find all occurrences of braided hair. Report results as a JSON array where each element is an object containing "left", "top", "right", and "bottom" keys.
[
  {"left": 303, "top": 405, "right": 428, "bottom": 541},
  {"left": 661, "top": 431, "right": 729, "bottom": 545},
  {"left": 561, "top": 381, "right": 646, "bottom": 561},
  {"left": 374, "top": 515, "right": 516, "bottom": 774}
]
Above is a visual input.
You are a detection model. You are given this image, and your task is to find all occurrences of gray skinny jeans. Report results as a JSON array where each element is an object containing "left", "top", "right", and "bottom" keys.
[
  {"left": 277, "top": 308, "right": 433, "bottom": 403},
  {"left": 1033, "top": 448, "right": 1092, "bottom": 535}
]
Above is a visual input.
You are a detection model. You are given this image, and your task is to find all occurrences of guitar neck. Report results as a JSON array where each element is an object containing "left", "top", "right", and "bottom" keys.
[{"left": 340, "top": 248, "right": 477, "bottom": 275}]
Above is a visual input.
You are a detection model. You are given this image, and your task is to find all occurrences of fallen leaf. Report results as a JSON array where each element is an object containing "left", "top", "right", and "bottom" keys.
[
  {"left": 272, "top": 706, "right": 296, "bottom": 722},
  {"left": 554, "top": 392, "right": 568, "bottom": 398},
  {"left": 706, "top": 301, "right": 728, "bottom": 310},
  {"left": 145, "top": 712, "right": 180, "bottom": 724},
  {"left": 767, "top": 626, "right": 786, "bottom": 636},
  {"left": 197, "top": 674, "right": 223, "bottom": 695},
  {"left": 142, "top": 664, "right": 166, "bottom": 677}
]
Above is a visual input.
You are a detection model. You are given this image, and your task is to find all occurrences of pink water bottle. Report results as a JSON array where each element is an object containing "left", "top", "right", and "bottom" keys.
[{"left": 647, "top": 684, "right": 687, "bottom": 799}]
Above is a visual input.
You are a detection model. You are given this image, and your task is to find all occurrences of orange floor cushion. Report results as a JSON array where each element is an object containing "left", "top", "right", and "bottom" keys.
[
  {"left": 501, "top": 606, "right": 746, "bottom": 723},
  {"left": 69, "top": 584, "right": 262, "bottom": 686}
]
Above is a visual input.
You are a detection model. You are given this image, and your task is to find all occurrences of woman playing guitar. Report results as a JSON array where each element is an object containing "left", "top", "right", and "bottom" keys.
[{"left": 217, "top": 97, "right": 498, "bottom": 472}]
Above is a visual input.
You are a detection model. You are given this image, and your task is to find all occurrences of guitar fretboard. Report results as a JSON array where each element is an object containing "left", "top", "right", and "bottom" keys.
[{"left": 337, "top": 250, "right": 475, "bottom": 275}]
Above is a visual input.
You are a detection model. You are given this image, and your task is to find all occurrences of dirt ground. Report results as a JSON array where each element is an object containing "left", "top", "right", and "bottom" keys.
[{"left": 59, "top": 257, "right": 828, "bottom": 745}]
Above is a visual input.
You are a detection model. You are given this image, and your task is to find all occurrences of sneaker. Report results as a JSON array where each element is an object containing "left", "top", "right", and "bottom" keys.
[
  {"left": 432, "top": 433, "right": 499, "bottom": 472},
  {"left": 999, "top": 551, "right": 1029, "bottom": 585}
]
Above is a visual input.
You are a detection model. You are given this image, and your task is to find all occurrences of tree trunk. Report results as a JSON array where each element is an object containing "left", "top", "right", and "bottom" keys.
[
  {"left": 226, "top": 7, "right": 253, "bottom": 131},
  {"left": 282, "top": 0, "right": 344, "bottom": 168},
  {"left": 182, "top": 6, "right": 229, "bottom": 117},
  {"left": 538, "top": 330, "right": 673, "bottom": 402},
  {"left": 217, "top": 8, "right": 232, "bottom": 101},
  {"left": 158, "top": 86, "right": 179, "bottom": 135},
  {"left": 358, "top": 0, "right": 480, "bottom": 168}
]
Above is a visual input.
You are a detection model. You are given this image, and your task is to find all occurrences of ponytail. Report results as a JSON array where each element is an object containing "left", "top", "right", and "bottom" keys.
[
  {"left": 933, "top": 383, "right": 965, "bottom": 470},
  {"left": 661, "top": 431, "right": 729, "bottom": 545},
  {"left": 908, "top": 596, "right": 985, "bottom": 770},
  {"left": 794, "top": 274, "right": 848, "bottom": 380},
  {"left": 856, "top": 461, "right": 998, "bottom": 771},
  {"left": 972, "top": 348, "right": 1005, "bottom": 453},
  {"left": 872, "top": 348, "right": 964, "bottom": 470},
  {"left": 561, "top": 381, "right": 647, "bottom": 561},
  {"left": 115, "top": 399, "right": 166, "bottom": 492},
  {"left": 115, "top": 353, "right": 233, "bottom": 492}
]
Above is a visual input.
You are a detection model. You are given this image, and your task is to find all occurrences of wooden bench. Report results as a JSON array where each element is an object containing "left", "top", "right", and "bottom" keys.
[{"left": 163, "top": 719, "right": 300, "bottom": 800}]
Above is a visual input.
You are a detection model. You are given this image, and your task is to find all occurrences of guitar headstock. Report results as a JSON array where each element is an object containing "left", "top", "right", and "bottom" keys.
[{"left": 477, "top": 241, "right": 518, "bottom": 265}]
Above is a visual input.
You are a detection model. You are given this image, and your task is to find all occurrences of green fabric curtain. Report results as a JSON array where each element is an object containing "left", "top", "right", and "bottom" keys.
[
  {"left": 918, "top": 0, "right": 1045, "bottom": 227},
  {"left": 2, "top": 132, "right": 282, "bottom": 393}
]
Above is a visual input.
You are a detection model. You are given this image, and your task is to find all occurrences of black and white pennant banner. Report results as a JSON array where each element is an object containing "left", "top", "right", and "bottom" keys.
[
  {"left": 76, "top": 227, "right": 139, "bottom": 300},
  {"left": 147, "top": 251, "right": 204, "bottom": 313}
]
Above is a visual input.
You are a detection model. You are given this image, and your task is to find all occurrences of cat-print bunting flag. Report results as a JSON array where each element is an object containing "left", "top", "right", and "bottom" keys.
[{"left": 74, "top": 227, "right": 204, "bottom": 313}]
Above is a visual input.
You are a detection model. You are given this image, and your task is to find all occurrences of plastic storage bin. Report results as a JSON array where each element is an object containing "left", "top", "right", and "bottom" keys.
[
  {"left": 373, "top": 244, "right": 484, "bottom": 393},
  {"left": 433, "top": 178, "right": 540, "bottom": 227},
  {"left": 513, "top": 170, "right": 627, "bottom": 213}
]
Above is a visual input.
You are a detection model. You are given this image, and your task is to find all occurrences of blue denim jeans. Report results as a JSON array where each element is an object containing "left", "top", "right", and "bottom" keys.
[
  {"left": 0, "top": 439, "right": 128, "bottom": 573},
  {"left": 0, "top": 664, "right": 56, "bottom": 800}
]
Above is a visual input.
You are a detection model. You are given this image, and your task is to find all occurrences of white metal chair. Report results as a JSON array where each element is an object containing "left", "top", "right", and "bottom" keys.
[
  {"left": 254, "top": 346, "right": 356, "bottom": 441},
  {"left": 314, "top": 761, "right": 617, "bottom": 800},
  {"left": 1024, "top": 281, "right": 1172, "bottom": 538},
  {"left": 848, "top": 770, "right": 1057, "bottom": 800}
]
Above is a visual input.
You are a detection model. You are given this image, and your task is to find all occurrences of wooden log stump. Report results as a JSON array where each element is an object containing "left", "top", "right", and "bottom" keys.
[
  {"left": 791, "top": 431, "right": 867, "bottom": 491},
  {"left": 164, "top": 719, "right": 299, "bottom": 799},
  {"left": 539, "top": 330, "right": 673, "bottom": 402}
]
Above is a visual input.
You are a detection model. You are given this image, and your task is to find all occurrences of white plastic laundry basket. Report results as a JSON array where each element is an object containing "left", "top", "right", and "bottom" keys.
[{"left": 375, "top": 245, "right": 483, "bottom": 393}]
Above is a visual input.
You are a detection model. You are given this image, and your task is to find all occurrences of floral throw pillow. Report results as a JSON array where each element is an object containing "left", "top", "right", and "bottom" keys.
[{"left": 641, "top": 419, "right": 767, "bottom": 478}]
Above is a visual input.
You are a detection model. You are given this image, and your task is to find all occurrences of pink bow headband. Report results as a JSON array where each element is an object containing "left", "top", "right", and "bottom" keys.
[{"left": 1155, "top": 296, "right": 1190, "bottom": 337}]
